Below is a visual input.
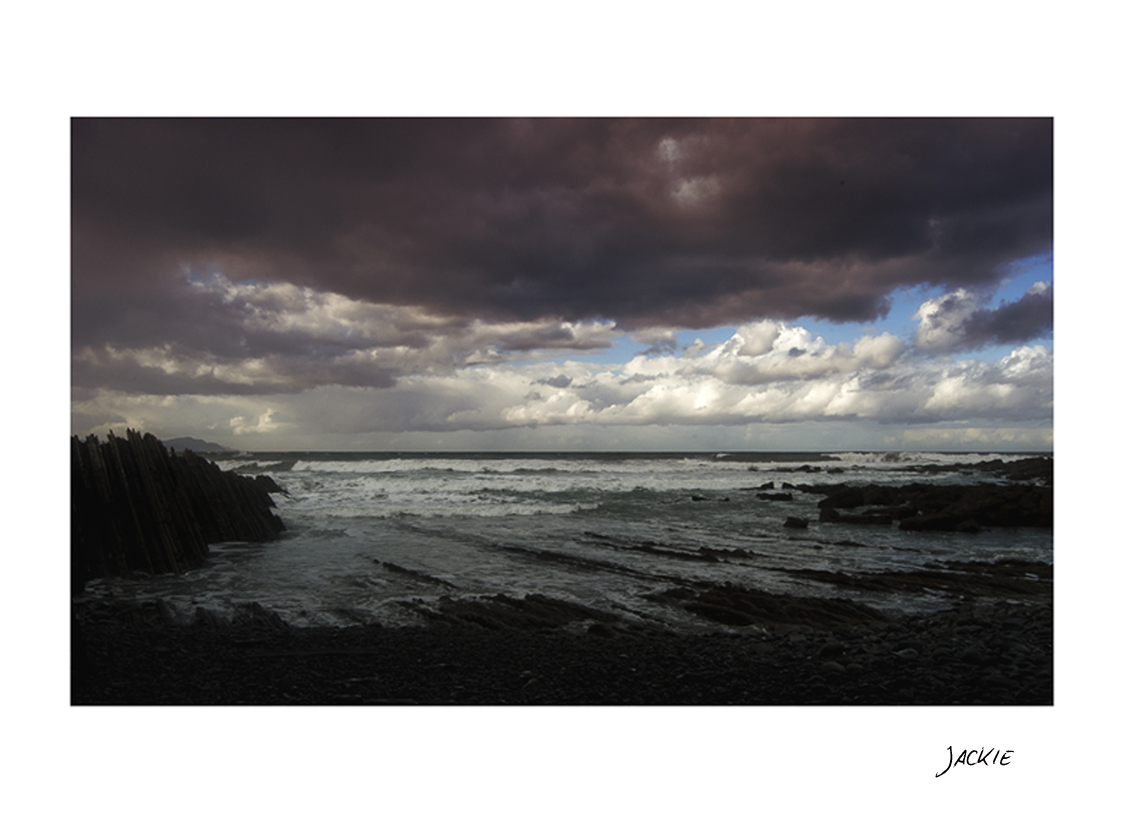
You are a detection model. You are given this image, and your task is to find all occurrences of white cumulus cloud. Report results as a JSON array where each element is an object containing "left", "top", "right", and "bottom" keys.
[{"left": 913, "top": 288, "right": 981, "bottom": 351}]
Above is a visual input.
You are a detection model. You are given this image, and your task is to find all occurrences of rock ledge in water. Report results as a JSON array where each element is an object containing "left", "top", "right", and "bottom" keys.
[{"left": 71, "top": 430, "right": 285, "bottom": 592}]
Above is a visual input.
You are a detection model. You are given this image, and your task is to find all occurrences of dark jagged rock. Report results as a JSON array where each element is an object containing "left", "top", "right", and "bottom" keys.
[
  {"left": 816, "top": 484, "right": 928, "bottom": 511},
  {"left": 819, "top": 507, "right": 893, "bottom": 526},
  {"left": 71, "top": 430, "right": 285, "bottom": 592},
  {"left": 806, "top": 481, "right": 1051, "bottom": 532},
  {"left": 862, "top": 505, "right": 919, "bottom": 520},
  {"left": 784, "top": 517, "right": 809, "bottom": 529},
  {"left": 899, "top": 484, "right": 1052, "bottom": 531},
  {"left": 251, "top": 475, "right": 287, "bottom": 494},
  {"left": 888, "top": 456, "right": 1053, "bottom": 484},
  {"left": 983, "top": 457, "right": 1053, "bottom": 483},
  {"left": 757, "top": 492, "right": 793, "bottom": 501}
]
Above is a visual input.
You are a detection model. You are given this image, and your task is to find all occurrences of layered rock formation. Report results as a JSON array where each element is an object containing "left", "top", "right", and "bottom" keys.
[
  {"left": 71, "top": 430, "right": 285, "bottom": 592},
  {"left": 808, "top": 480, "right": 1052, "bottom": 532}
]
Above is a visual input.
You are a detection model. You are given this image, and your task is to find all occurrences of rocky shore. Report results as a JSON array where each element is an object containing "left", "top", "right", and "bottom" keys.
[
  {"left": 72, "top": 560, "right": 1052, "bottom": 706},
  {"left": 71, "top": 449, "right": 1052, "bottom": 706},
  {"left": 759, "top": 456, "right": 1053, "bottom": 533},
  {"left": 71, "top": 430, "right": 285, "bottom": 593}
]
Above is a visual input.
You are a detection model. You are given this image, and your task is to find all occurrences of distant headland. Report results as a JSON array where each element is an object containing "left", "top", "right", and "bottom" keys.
[{"left": 163, "top": 436, "right": 235, "bottom": 453}]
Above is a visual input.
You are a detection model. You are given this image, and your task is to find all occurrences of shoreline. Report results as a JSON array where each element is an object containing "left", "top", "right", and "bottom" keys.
[
  {"left": 72, "top": 582, "right": 1052, "bottom": 705},
  {"left": 71, "top": 450, "right": 1053, "bottom": 705}
]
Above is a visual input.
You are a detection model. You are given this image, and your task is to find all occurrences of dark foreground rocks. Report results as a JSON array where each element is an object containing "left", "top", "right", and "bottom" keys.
[
  {"left": 72, "top": 591, "right": 1052, "bottom": 706},
  {"left": 71, "top": 430, "right": 285, "bottom": 593}
]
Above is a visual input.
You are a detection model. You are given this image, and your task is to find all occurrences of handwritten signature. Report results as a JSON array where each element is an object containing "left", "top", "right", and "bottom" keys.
[{"left": 936, "top": 747, "right": 1013, "bottom": 778}]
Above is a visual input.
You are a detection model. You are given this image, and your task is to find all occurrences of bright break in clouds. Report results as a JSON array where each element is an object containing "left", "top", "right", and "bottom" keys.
[{"left": 71, "top": 118, "right": 1053, "bottom": 450}]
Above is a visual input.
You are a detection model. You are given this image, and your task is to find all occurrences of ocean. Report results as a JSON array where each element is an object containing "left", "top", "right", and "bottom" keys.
[{"left": 77, "top": 451, "right": 1053, "bottom": 630}]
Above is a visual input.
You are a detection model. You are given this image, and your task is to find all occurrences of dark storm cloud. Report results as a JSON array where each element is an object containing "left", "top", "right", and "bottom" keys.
[
  {"left": 70, "top": 273, "right": 406, "bottom": 394},
  {"left": 73, "top": 118, "right": 1052, "bottom": 339},
  {"left": 493, "top": 322, "right": 614, "bottom": 352},
  {"left": 963, "top": 282, "right": 1054, "bottom": 346},
  {"left": 71, "top": 343, "right": 400, "bottom": 396}
]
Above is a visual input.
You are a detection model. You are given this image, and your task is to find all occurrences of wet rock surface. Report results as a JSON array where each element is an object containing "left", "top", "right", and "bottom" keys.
[
  {"left": 644, "top": 583, "right": 889, "bottom": 629},
  {"left": 782, "top": 558, "right": 1053, "bottom": 599},
  {"left": 72, "top": 576, "right": 1052, "bottom": 706}
]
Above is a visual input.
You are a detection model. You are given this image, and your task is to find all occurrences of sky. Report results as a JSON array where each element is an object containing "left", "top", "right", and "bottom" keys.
[{"left": 71, "top": 117, "right": 1053, "bottom": 452}]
